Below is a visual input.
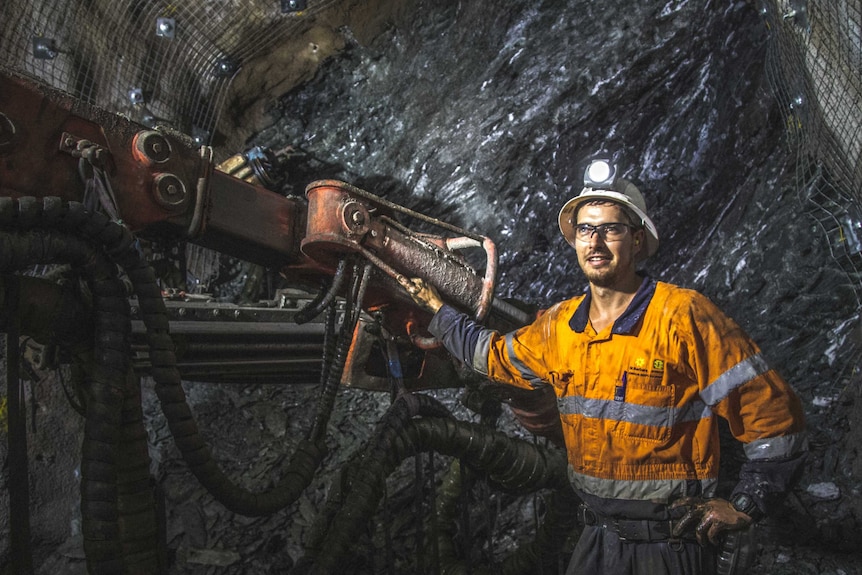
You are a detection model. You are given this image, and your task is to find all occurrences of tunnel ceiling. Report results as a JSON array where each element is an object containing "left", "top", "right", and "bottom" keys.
[{"left": 1, "top": 0, "right": 862, "bottom": 573}]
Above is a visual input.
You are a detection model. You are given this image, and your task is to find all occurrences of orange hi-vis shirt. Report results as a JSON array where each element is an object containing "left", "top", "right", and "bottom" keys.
[{"left": 429, "top": 277, "right": 806, "bottom": 511}]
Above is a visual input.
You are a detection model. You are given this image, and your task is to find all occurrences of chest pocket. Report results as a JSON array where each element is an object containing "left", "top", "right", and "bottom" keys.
[{"left": 615, "top": 379, "right": 675, "bottom": 444}]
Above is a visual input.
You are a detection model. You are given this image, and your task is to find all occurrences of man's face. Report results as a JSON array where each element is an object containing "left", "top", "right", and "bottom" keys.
[{"left": 574, "top": 202, "right": 644, "bottom": 288}]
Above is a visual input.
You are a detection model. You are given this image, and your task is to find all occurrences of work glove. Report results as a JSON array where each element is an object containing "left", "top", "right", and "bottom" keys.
[
  {"left": 670, "top": 497, "right": 754, "bottom": 546},
  {"left": 400, "top": 277, "right": 444, "bottom": 313}
]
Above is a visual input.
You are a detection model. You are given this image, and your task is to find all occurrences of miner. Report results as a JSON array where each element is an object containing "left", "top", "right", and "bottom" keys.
[{"left": 405, "top": 159, "right": 807, "bottom": 575}]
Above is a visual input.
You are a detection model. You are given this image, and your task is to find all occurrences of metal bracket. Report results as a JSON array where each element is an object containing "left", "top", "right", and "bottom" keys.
[
  {"left": 214, "top": 57, "right": 238, "bottom": 78},
  {"left": 58, "top": 132, "right": 109, "bottom": 166},
  {"left": 156, "top": 17, "right": 176, "bottom": 38},
  {"left": 32, "top": 36, "right": 58, "bottom": 59},
  {"left": 281, "top": 0, "right": 307, "bottom": 13},
  {"left": 129, "top": 87, "right": 145, "bottom": 105},
  {"left": 783, "top": 0, "right": 810, "bottom": 32}
]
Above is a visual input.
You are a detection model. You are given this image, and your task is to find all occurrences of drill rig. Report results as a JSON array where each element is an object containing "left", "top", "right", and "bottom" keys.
[{"left": 0, "top": 67, "right": 569, "bottom": 574}]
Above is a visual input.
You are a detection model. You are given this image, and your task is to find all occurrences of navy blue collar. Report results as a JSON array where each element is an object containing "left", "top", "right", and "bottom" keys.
[{"left": 569, "top": 276, "right": 657, "bottom": 334}]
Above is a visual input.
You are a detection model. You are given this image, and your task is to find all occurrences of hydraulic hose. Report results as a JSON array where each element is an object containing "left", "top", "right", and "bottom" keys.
[
  {"left": 307, "top": 260, "right": 372, "bottom": 443},
  {"left": 293, "top": 258, "right": 348, "bottom": 325},
  {"left": 294, "top": 395, "right": 570, "bottom": 574},
  {"left": 3, "top": 275, "right": 31, "bottom": 574},
  {"left": 2, "top": 273, "right": 150, "bottom": 573},
  {"left": 0, "top": 225, "right": 157, "bottom": 575},
  {"left": 295, "top": 392, "right": 453, "bottom": 573},
  {"left": 96, "top": 206, "right": 327, "bottom": 516},
  {"left": 398, "top": 417, "right": 569, "bottom": 493},
  {"left": 1, "top": 198, "right": 327, "bottom": 522},
  {"left": 433, "top": 459, "right": 580, "bottom": 575}
]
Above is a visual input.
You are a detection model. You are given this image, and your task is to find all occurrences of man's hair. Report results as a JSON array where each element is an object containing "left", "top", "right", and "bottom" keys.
[{"left": 575, "top": 199, "right": 642, "bottom": 229}]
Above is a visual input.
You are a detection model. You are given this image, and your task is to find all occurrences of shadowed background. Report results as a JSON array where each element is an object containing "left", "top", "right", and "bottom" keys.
[{"left": 1, "top": 0, "right": 860, "bottom": 573}]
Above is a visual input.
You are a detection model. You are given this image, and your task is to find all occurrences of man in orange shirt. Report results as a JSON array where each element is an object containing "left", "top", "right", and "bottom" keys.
[{"left": 406, "top": 159, "right": 807, "bottom": 574}]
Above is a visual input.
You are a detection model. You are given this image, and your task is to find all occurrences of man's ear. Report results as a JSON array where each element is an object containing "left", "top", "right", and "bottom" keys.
[{"left": 633, "top": 228, "right": 646, "bottom": 253}]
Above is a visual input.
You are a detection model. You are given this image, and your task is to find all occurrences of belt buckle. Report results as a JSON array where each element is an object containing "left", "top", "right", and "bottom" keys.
[
  {"left": 616, "top": 526, "right": 629, "bottom": 542},
  {"left": 615, "top": 520, "right": 636, "bottom": 542}
]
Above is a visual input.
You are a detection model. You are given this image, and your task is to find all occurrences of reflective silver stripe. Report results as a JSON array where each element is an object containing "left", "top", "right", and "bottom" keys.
[
  {"left": 744, "top": 431, "right": 807, "bottom": 460},
  {"left": 504, "top": 332, "right": 545, "bottom": 387},
  {"left": 557, "top": 395, "right": 713, "bottom": 427},
  {"left": 676, "top": 398, "right": 712, "bottom": 423},
  {"left": 568, "top": 466, "right": 718, "bottom": 501},
  {"left": 473, "top": 331, "right": 494, "bottom": 376},
  {"left": 700, "top": 353, "right": 770, "bottom": 406},
  {"left": 558, "top": 395, "right": 580, "bottom": 414}
]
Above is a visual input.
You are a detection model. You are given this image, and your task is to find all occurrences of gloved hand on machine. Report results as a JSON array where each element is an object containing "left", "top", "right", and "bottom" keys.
[{"left": 671, "top": 497, "right": 754, "bottom": 546}]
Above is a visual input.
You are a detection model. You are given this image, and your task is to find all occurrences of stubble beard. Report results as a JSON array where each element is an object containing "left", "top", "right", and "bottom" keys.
[
  {"left": 580, "top": 249, "right": 620, "bottom": 288},
  {"left": 583, "top": 266, "right": 619, "bottom": 288}
]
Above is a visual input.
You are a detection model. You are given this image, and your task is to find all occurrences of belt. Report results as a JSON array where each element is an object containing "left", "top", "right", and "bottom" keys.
[{"left": 579, "top": 504, "right": 683, "bottom": 542}]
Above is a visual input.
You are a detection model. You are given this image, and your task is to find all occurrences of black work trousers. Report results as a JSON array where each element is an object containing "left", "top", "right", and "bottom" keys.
[{"left": 566, "top": 524, "right": 717, "bottom": 575}]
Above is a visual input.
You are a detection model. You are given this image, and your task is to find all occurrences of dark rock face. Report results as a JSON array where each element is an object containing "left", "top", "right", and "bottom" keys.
[
  {"left": 2, "top": 1, "right": 860, "bottom": 574},
  {"left": 256, "top": 0, "right": 861, "bottom": 570}
]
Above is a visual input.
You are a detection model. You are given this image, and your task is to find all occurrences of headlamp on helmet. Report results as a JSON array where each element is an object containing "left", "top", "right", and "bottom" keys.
[
  {"left": 584, "top": 159, "right": 616, "bottom": 190},
  {"left": 557, "top": 157, "right": 660, "bottom": 259}
]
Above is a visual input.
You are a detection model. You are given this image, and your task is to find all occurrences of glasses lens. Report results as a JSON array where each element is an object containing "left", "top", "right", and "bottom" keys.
[
  {"left": 574, "top": 223, "right": 630, "bottom": 241},
  {"left": 575, "top": 224, "right": 593, "bottom": 238},
  {"left": 602, "top": 224, "right": 626, "bottom": 238}
]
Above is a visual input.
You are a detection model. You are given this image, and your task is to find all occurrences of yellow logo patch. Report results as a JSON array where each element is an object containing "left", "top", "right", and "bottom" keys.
[
  {"left": 653, "top": 359, "right": 664, "bottom": 370},
  {"left": 634, "top": 357, "right": 646, "bottom": 368}
]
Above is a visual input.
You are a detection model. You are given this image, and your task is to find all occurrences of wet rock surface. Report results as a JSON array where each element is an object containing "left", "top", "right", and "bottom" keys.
[
  {"left": 241, "top": 0, "right": 862, "bottom": 571},
  {"left": 2, "top": 0, "right": 861, "bottom": 573}
]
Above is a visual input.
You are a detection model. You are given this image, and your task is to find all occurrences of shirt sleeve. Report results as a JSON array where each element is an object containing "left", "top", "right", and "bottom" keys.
[
  {"left": 427, "top": 304, "right": 486, "bottom": 369},
  {"left": 682, "top": 292, "right": 807, "bottom": 516},
  {"left": 428, "top": 304, "right": 556, "bottom": 390}
]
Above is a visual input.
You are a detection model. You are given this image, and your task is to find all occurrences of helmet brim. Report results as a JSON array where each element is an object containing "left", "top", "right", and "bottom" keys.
[{"left": 558, "top": 188, "right": 659, "bottom": 259}]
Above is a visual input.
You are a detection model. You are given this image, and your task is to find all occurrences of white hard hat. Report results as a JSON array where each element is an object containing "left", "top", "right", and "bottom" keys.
[{"left": 558, "top": 160, "right": 659, "bottom": 259}]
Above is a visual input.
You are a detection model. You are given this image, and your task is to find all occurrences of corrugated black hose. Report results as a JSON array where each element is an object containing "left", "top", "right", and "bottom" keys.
[
  {"left": 29, "top": 197, "right": 329, "bottom": 517},
  {"left": 433, "top": 458, "right": 581, "bottom": 575},
  {"left": 2, "top": 274, "right": 32, "bottom": 575},
  {"left": 294, "top": 392, "right": 452, "bottom": 573},
  {"left": 293, "top": 258, "right": 348, "bottom": 325},
  {"left": 406, "top": 419, "right": 576, "bottom": 574},
  {"left": 0, "top": 197, "right": 339, "bottom": 561},
  {"left": 0, "top": 222, "right": 156, "bottom": 574},
  {"left": 307, "top": 259, "right": 372, "bottom": 444},
  {"left": 295, "top": 392, "right": 573, "bottom": 574}
]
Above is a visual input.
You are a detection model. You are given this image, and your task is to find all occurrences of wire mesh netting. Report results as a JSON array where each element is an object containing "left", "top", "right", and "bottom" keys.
[
  {"left": 0, "top": 0, "right": 338, "bottom": 145},
  {"left": 2, "top": 0, "right": 861, "bottom": 298},
  {"left": 760, "top": 0, "right": 862, "bottom": 303}
]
